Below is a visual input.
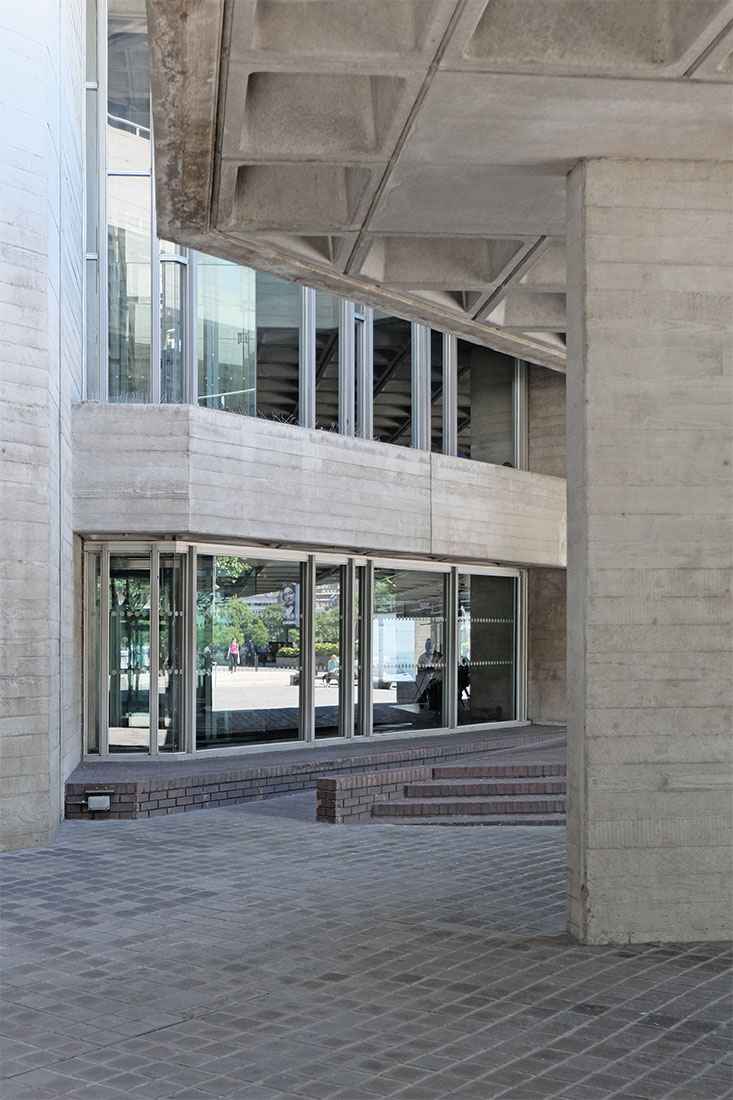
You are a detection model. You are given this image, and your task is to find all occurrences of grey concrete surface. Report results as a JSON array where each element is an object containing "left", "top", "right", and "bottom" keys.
[{"left": 2, "top": 760, "right": 731, "bottom": 1100}]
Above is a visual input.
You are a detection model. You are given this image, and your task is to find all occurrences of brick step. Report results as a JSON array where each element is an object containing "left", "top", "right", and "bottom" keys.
[
  {"left": 432, "top": 763, "right": 566, "bottom": 779},
  {"left": 372, "top": 795, "right": 566, "bottom": 817},
  {"left": 405, "top": 778, "right": 567, "bottom": 798},
  {"left": 373, "top": 812, "right": 567, "bottom": 827}
]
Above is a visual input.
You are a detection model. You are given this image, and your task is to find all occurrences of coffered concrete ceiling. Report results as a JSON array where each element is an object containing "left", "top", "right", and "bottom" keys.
[{"left": 147, "top": 0, "right": 732, "bottom": 370}]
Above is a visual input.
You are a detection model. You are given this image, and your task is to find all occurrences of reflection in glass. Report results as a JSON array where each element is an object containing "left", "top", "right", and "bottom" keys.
[
  {"left": 108, "top": 175, "right": 151, "bottom": 401},
  {"left": 197, "top": 254, "right": 256, "bottom": 415},
  {"left": 158, "top": 555, "right": 184, "bottom": 751},
  {"left": 372, "top": 314, "right": 412, "bottom": 447},
  {"left": 160, "top": 261, "right": 185, "bottom": 403},
  {"left": 430, "top": 330, "right": 443, "bottom": 452},
  {"left": 109, "top": 556, "right": 151, "bottom": 752},
  {"left": 314, "top": 565, "right": 342, "bottom": 738},
  {"left": 315, "top": 292, "right": 340, "bottom": 431},
  {"left": 255, "top": 272, "right": 300, "bottom": 421},
  {"left": 457, "top": 342, "right": 514, "bottom": 464},
  {"left": 85, "top": 552, "right": 101, "bottom": 753},
  {"left": 107, "top": 0, "right": 151, "bottom": 171},
  {"left": 372, "top": 568, "right": 446, "bottom": 733},
  {"left": 458, "top": 575, "right": 517, "bottom": 725},
  {"left": 196, "top": 555, "right": 301, "bottom": 747}
]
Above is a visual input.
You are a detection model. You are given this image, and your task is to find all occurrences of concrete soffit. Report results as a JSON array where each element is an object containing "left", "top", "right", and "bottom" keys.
[{"left": 146, "top": 0, "right": 733, "bottom": 372}]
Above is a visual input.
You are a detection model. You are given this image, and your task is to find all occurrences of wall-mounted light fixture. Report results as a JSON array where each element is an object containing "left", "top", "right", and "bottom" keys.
[{"left": 85, "top": 789, "right": 115, "bottom": 812}]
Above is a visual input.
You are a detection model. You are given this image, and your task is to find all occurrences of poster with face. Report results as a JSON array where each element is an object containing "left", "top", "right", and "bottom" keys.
[{"left": 280, "top": 582, "right": 300, "bottom": 627}]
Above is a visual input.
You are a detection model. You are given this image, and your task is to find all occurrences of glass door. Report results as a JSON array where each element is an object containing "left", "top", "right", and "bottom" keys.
[
  {"left": 108, "top": 555, "right": 151, "bottom": 752},
  {"left": 457, "top": 574, "right": 517, "bottom": 725}
]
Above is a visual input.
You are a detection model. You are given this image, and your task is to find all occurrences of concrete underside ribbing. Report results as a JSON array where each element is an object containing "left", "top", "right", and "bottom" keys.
[{"left": 65, "top": 725, "right": 564, "bottom": 820}]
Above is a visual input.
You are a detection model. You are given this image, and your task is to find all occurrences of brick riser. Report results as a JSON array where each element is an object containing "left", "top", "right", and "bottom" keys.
[
  {"left": 406, "top": 780, "right": 566, "bottom": 797},
  {"left": 371, "top": 813, "right": 567, "bottom": 827},
  {"left": 372, "top": 764, "right": 567, "bottom": 826},
  {"left": 432, "top": 763, "right": 566, "bottom": 778}
]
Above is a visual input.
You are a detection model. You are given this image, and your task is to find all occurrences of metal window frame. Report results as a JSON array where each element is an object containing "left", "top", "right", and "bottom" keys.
[
  {"left": 339, "top": 560, "right": 356, "bottom": 738},
  {"left": 357, "top": 559, "right": 374, "bottom": 737},
  {"left": 97, "top": 0, "right": 108, "bottom": 403},
  {"left": 300, "top": 286, "right": 316, "bottom": 428},
  {"left": 356, "top": 307, "right": 373, "bottom": 440},
  {"left": 338, "top": 299, "right": 355, "bottom": 436},
  {"left": 411, "top": 322, "right": 431, "bottom": 451},
  {"left": 513, "top": 358, "right": 528, "bottom": 470},
  {"left": 442, "top": 333, "right": 458, "bottom": 457},
  {"left": 300, "top": 556, "right": 316, "bottom": 741}
]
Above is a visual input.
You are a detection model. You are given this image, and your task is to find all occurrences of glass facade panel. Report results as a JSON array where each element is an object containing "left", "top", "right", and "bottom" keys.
[
  {"left": 107, "top": 0, "right": 151, "bottom": 172},
  {"left": 197, "top": 254, "right": 256, "bottom": 415},
  {"left": 457, "top": 342, "right": 514, "bottom": 465},
  {"left": 457, "top": 574, "right": 517, "bottom": 725},
  {"left": 372, "top": 568, "right": 446, "bottom": 733},
  {"left": 160, "top": 260, "right": 185, "bottom": 403},
  {"left": 158, "top": 554, "right": 185, "bottom": 752},
  {"left": 85, "top": 551, "right": 101, "bottom": 753},
  {"left": 108, "top": 555, "right": 151, "bottom": 752},
  {"left": 315, "top": 292, "right": 340, "bottom": 431},
  {"left": 108, "top": 175, "right": 151, "bottom": 401},
  {"left": 255, "top": 272, "right": 300, "bottom": 421},
  {"left": 372, "top": 314, "right": 412, "bottom": 447},
  {"left": 430, "top": 329, "right": 443, "bottom": 452},
  {"left": 314, "top": 565, "right": 342, "bottom": 738},
  {"left": 196, "top": 555, "right": 302, "bottom": 748}
]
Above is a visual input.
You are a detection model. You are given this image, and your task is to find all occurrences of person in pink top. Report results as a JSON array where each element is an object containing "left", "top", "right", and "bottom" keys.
[{"left": 228, "top": 638, "right": 240, "bottom": 673}]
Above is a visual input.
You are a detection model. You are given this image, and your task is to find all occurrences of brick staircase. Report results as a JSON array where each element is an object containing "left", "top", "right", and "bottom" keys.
[{"left": 370, "top": 762, "right": 566, "bottom": 826}]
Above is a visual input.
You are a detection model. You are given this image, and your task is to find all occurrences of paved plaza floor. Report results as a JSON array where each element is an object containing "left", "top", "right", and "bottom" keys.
[{"left": 1, "top": 747, "right": 731, "bottom": 1100}]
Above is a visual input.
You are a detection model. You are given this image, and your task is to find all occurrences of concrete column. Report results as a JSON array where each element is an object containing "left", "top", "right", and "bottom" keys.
[
  {"left": 0, "top": 0, "right": 84, "bottom": 849},
  {"left": 527, "top": 567, "right": 566, "bottom": 724},
  {"left": 565, "top": 159, "right": 733, "bottom": 943}
]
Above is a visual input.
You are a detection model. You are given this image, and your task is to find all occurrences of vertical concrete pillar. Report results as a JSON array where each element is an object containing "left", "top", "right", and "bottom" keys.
[
  {"left": 565, "top": 159, "right": 733, "bottom": 943},
  {"left": 0, "top": 0, "right": 84, "bottom": 849}
]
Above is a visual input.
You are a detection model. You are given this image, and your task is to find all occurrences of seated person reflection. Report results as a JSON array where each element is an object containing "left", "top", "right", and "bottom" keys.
[{"left": 324, "top": 653, "right": 339, "bottom": 685}]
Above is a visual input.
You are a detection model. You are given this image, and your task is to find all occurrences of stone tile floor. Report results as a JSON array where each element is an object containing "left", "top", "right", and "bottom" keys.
[{"left": 1, "top": 776, "right": 731, "bottom": 1099}]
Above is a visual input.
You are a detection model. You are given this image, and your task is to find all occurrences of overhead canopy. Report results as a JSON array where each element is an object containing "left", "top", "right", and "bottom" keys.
[{"left": 146, "top": 0, "right": 732, "bottom": 369}]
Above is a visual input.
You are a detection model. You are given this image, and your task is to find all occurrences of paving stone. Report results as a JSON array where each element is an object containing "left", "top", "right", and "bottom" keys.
[{"left": 2, "top": 742, "right": 732, "bottom": 1100}]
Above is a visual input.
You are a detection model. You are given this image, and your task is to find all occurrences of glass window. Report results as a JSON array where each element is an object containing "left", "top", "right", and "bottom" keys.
[
  {"left": 430, "top": 329, "right": 443, "bottom": 452},
  {"left": 315, "top": 291, "right": 340, "bottom": 432},
  {"left": 372, "top": 314, "right": 412, "bottom": 447},
  {"left": 196, "top": 555, "right": 302, "bottom": 747},
  {"left": 158, "top": 554, "right": 185, "bottom": 752},
  {"left": 372, "top": 568, "right": 446, "bottom": 733},
  {"left": 108, "top": 175, "right": 152, "bottom": 402},
  {"left": 108, "top": 555, "right": 151, "bottom": 752},
  {"left": 458, "top": 574, "right": 517, "bottom": 725},
  {"left": 197, "top": 254, "right": 256, "bottom": 415},
  {"left": 107, "top": 0, "right": 151, "bottom": 172},
  {"left": 255, "top": 272, "right": 300, "bottom": 422},
  {"left": 85, "top": 552, "right": 101, "bottom": 753},
  {"left": 160, "top": 260, "right": 185, "bottom": 403},
  {"left": 314, "top": 564, "right": 344, "bottom": 738},
  {"left": 457, "top": 342, "right": 514, "bottom": 465}
]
